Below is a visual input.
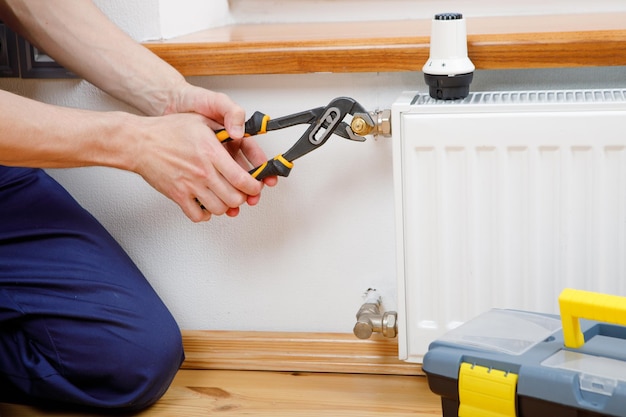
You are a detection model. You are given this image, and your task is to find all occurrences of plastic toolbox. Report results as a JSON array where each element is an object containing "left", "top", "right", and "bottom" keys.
[{"left": 423, "top": 289, "right": 626, "bottom": 417}]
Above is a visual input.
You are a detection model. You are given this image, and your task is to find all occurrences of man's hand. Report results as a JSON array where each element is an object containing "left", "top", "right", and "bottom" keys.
[
  {"left": 155, "top": 83, "right": 278, "bottom": 220},
  {"left": 129, "top": 110, "right": 269, "bottom": 222}
]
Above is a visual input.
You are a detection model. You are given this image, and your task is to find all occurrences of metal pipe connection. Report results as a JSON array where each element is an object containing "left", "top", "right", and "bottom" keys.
[
  {"left": 353, "top": 289, "right": 397, "bottom": 339},
  {"left": 351, "top": 109, "right": 392, "bottom": 138}
]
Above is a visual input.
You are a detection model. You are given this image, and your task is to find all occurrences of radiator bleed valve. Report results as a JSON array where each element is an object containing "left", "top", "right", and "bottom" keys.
[
  {"left": 353, "top": 289, "right": 397, "bottom": 339},
  {"left": 350, "top": 109, "right": 392, "bottom": 138}
]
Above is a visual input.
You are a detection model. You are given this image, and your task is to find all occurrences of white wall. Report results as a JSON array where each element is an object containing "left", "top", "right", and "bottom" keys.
[
  {"left": 230, "top": 0, "right": 626, "bottom": 23},
  {"left": 93, "top": 0, "right": 231, "bottom": 40},
  {"left": 1, "top": 2, "right": 625, "bottom": 333}
]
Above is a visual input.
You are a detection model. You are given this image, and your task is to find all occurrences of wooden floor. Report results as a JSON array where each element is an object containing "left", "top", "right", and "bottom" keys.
[{"left": 0, "top": 370, "right": 442, "bottom": 416}]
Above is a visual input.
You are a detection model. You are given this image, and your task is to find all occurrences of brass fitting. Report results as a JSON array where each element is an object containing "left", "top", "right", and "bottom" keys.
[
  {"left": 351, "top": 116, "right": 374, "bottom": 136},
  {"left": 351, "top": 109, "right": 392, "bottom": 138}
]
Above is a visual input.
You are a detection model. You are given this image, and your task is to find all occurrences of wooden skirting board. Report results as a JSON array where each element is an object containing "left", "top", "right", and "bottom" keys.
[{"left": 181, "top": 330, "right": 423, "bottom": 376}]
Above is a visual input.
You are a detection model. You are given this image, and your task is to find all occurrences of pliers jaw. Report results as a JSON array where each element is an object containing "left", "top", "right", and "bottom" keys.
[
  {"left": 282, "top": 98, "right": 368, "bottom": 159},
  {"left": 216, "top": 97, "right": 375, "bottom": 180}
]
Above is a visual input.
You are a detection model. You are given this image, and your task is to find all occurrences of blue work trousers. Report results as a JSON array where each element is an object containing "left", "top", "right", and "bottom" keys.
[{"left": 0, "top": 166, "right": 184, "bottom": 412}]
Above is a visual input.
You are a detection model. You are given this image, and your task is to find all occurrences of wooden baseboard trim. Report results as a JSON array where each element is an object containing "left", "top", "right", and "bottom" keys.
[{"left": 181, "top": 330, "right": 423, "bottom": 376}]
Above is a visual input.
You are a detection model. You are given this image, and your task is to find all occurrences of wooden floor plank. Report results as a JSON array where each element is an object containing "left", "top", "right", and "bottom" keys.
[{"left": 0, "top": 370, "right": 442, "bottom": 416}]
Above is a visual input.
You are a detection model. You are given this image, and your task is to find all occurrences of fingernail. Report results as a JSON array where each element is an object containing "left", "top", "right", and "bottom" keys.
[{"left": 231, "top": 125, "right": 244, "bottom": 138}]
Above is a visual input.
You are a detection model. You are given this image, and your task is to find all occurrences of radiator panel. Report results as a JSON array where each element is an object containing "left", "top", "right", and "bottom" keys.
[{"left": 392, "top": 90, "right": 626, "bottom": 362}]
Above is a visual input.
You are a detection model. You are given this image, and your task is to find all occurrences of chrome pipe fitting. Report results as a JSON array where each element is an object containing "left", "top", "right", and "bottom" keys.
[{"left": 353, "top": 289, "right": 397, "bottom": 339}]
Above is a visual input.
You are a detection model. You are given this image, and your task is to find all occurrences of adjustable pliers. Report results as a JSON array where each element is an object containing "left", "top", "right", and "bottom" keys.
[{"left": 216, "top": 97, "right": 374, "bottom": 180}]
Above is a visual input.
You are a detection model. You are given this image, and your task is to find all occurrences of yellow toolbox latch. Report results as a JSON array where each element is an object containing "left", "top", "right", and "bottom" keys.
[{"left": 458, "top": 362, "right": 518, "bottom": 417}]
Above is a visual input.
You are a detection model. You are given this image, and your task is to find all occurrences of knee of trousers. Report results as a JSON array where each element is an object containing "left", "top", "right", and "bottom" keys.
[
  {"left": 43, "top": 316, "right": 187, "bottom": 411},
  {"left": 93, "top": 322, "right": 185, "bottom": 411},
  {"left": 3, "top": 317, "right": 185, "bottom": 412}
]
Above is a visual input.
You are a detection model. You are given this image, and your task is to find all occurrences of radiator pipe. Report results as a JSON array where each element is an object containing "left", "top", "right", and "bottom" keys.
[{"left": 353, "top": 289, "right": 397, "bottom": 339}]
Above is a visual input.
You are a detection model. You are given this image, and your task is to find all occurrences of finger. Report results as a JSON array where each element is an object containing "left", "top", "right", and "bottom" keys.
[
  {"left": 204, "top": 167, "right": 250, "bottom": 211},
  {"left": 237, "top": 136, "right": 267, "bottom": 167},
  {"left": 181, "top": 197, "right": 212, "bottom": 223},
  {"left": 225, "top": 114, "right": 245, "bottom": 140},
  {"left": 195, "top": 186, "right": 234, "bottom": 217},
  {"left": 194, "top": 193, "right": 231, "bottom": 219},
  {"left": 212, "top": 93, "right": 245, "bottom": 139},
  {"left": 216, "top": 158, "right": 264, "bottom": 198},
  {"left": 262, "top": 176, "right": 279, "bottom": 187},
  {"left": 246, "top": 194, "right": 261, "bottom": 206},
  {"left": 228, "top": 137, "right": 279, "bottom": 187},
  {"left": 226, "top": 207, "right": 240, "bottom": 217},
  {"left": 199, "top": 91, "right": 245, "bottom": 140}
]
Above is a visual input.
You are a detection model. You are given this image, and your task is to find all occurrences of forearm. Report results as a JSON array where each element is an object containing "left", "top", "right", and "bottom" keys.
[
  {"left": 0, "top": 0, "right": 186, "bottom": 116},
  {"left": 0, "top": 87, "right": 266, "bottom": 220},
  {"left": 0, "top": 89, "right": 138, "bottom": 170}
]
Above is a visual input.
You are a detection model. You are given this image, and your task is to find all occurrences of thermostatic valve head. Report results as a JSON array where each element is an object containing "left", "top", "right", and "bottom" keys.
[
  {"left": 423, "top": 13, "right": 475, "bottom": 100},
  {"left": 424, "top": 72, "right": 474, "bottom": 101}
]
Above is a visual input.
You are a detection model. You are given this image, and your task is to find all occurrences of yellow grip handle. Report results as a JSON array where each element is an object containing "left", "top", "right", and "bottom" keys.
[{"left": 559, "top": 288, "right": 626, "bottom": 349}]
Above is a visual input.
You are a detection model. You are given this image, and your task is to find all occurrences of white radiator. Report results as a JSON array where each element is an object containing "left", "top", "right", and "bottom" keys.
[{"left": 392, "top": 89, "right": 626, "bottom": 363}]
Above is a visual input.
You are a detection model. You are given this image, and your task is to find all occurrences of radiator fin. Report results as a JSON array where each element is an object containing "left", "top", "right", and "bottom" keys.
[{"left": 411, "top": 89, "right": 626, "bottom": 106}]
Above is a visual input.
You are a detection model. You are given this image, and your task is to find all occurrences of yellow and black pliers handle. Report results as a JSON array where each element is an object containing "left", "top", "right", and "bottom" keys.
[
  {"left": 214, "top": 97, "right": 373, "bottom": 180},
  {"left": 215, "top": 111, "right": 271, "bottom": 143}
]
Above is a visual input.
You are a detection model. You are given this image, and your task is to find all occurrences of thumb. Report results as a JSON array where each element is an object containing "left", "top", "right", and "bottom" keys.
[
  {"left": 225, "top": 117, "right": 245, "bottom": 140},
  {"left": 176, "top": 86, "right": 246, "bottom": 139}
]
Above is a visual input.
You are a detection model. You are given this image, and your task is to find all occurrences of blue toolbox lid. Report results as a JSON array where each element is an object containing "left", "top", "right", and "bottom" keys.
[
  {"left": 423, "top": 309, "right": 562, "bottom": 379},
  {"left": 435, "top": 309, "right": 562, "bottom": 356}
]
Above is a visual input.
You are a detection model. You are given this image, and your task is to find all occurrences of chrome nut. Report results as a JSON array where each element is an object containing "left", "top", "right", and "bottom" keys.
[
  {"left": 382, "top": 311, "right": 397, "bottom": 338},
  {"left": 353, "top": 321, "right": 374, "bottom": 339},
  {"left": 375, "top": 109, "right": 392, "bottom": 137}
]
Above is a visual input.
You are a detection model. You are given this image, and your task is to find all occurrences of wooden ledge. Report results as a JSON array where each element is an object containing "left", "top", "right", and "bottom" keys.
[{"left": 144, "top": 13, "right": 626, "bottom": 75}]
